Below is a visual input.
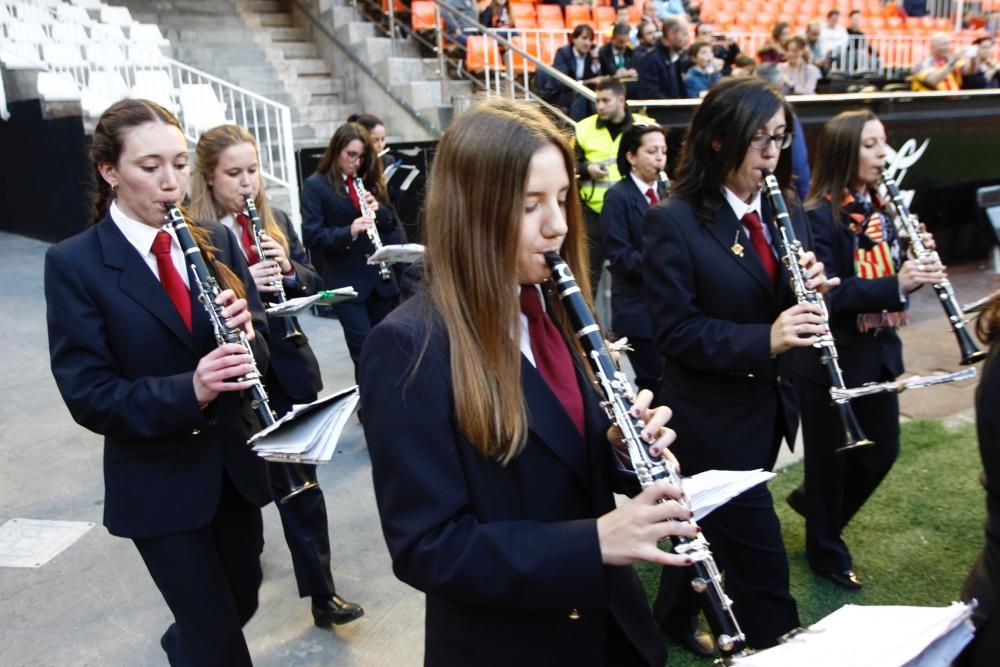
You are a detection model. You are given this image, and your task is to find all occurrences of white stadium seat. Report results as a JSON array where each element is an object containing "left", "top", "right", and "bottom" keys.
[
  {"left": 99, "top": 6, "right": 133, "bottom": 27},
  {"left": 129, "top": 43, "right": 167, "bottom": 67},
  {"left": 90, "top": 22, "right": 126, "bottom": 43},
  {"left": 56, "top": 5, "right": 92, "bottom": 23},
  {"left": 85, "top": 42, "right": 126, "bottom": 67},
  {"left": 12, "top": 3, "right": 54, "bottom": 24},
  {"left": 37, "top": 72, "right": 82, "bottom": 102},
  {"left": 50, "top": 22, "right": 90, "bottom": 45},
  {"left": 132, "top": 69, "right": 178, "bottom": 113},
  {"left": 41, "top": 43, "right": 85, "bottom": 69},
  {"left": 6, "top": 20, "right": 50, "bottom": 44},
  {"left": 82, "top": 69, "right": 129, "bottom": 118},
  {"left": 179, "top": 83, "right": 228, "bottom": 133},
  {"left": 130, "top": 23, "right": 168, "bottom": 46},
  {"left": 0, "top": 40, "right": 41, "bottom": 69}
]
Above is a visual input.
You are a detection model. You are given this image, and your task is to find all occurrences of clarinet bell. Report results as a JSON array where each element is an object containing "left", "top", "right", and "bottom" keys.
[
  {"left": 278, "top": 463, "right": 320, "bottom": 504},
  {"left": 835, "top": 404, "right": 874, "bottom": 452},
  {"left": 957, "top": 332, "right": 987, "bottom": 366}
]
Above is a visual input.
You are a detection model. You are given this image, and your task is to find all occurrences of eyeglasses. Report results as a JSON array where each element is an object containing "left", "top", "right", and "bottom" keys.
[{"left": 749, "top": 132, "right": 793, "bottom": 150}]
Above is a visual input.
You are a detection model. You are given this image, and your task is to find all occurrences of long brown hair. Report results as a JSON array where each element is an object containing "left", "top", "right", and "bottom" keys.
[
  {"left": 976, "top": 288, "right": 1000, "bottom": 345},
  {"left": 90, "top": 98, "right": 244, "bottom": 297},
  {"left": 805, "top": 109, "right": 879, "bottom": 218},
  {"left": 188, "top": 124, "right": 290, "bottom": 256},
  {"left": 315, "top": 122, "right": 388, "bottom": 203},
  {"left": 423, "top": 98, "right": 592, "bottom": 464}
]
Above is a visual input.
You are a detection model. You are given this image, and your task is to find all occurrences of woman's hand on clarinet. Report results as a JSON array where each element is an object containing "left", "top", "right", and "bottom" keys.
[
  {"left": 259, "top": 233, "right": 292, "bottom": 274},
  {"left": 248, "top": 260, "right": 283, "bottom": 293},
  {"left": 350, "top": 215, "right": 375, "bottom": 240},
  {"left": 216, "top": 289, "right": 255, "bottom": 340},
  {"left": 898, "top": 256, "right": 946, "bottom": 293},
  {"left": 596, "top": 480, "right": 699, "bottom": 567},
  {"left": 363, "top": 191, "right": 380, "bottom": 215},
  {"left": 799, "top": 250, "right": 840, "bottom": 294},
  {"left": 608, "top": 389, "right": 679, "bottom": 464},
  {"left": 770, "top": 302, "right": 827, "bottom": 354},
  {"left": 192, "top": 343, "right": 259, "bottom": 404}
]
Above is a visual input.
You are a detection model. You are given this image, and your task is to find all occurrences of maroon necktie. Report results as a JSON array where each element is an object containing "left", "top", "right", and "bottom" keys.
[
  {"left": 235, "top": 212, "right": 259, "bottom": 265},
  {"left": 741, "top": 210, "right": 778, "bottom": 286},
  {"left": 520, "top": 286, "right": 584, "bottom": 435},
  {"left": 645, "top": 187, "right": 658, "bottom": 206},
  {"left": 345, "top": 176, "right": 361, "bottom": 212},
  {"left": 151, "top": 230, "right": 192, "bottom": 332}
]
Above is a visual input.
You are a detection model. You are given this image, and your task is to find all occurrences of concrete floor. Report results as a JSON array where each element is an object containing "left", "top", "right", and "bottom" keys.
[{"left": 0, "top": 230, "right": 994, "bottom": 666}]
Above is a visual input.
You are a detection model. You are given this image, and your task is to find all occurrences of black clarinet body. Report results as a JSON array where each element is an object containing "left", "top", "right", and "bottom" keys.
[
  {"left": 164, "top": 204, "right": 317, "bottom": 502},
  {"left": 244, "top": 196, "right": 304, "bottom": 340},
  {"left": 880, "top": 172, "right": 986, "bottom": 366},
  {"left": 544, "top": 252, "right": 746, "bottom": 656},
  {"left": 761, "top": 172, "right": 873, "bottom": 452}
]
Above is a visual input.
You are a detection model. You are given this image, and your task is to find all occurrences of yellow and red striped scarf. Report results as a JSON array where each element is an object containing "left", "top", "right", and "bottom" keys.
[{"left": 838, "top": 190, "right": 909, "bottom": 332}]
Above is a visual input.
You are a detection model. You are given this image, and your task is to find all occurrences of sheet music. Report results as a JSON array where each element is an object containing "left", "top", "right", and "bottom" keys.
[
  {"left": 731, "top": 602, "right": 974, "bottom": 667},
  {"left": 250, "top": 386, "right": 359, "bottom": 463},
  {"left": 367, "top": 243, "right": 425, "bottom": 265},
  {"left": 684, "top": 469, "right": 776, "bottom": 521},
  {"left": 265, "top": 287, "right": 358, "bottom": 317}
]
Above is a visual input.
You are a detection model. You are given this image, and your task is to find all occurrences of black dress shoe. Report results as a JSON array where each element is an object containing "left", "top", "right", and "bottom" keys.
[
  {"left": 824, "top": 569, "right": 863, "bottom": 591},
  {"left": 786, "top": 486, "right": 806, "bottom": 518},
  {"left": 660, "top": 616, "right": 716, "bottom": 658},
  {"left": 312, "top": 594, "right": 365, "bottom": 627}
]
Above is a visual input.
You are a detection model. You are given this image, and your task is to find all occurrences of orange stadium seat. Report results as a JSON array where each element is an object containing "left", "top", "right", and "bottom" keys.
[
  {"left": 510, "top": 3, "right": 535, "bottom": 21},
  {"left": 411, "top": 1, "right": 441, "bottom": 31},
  {"left": 628, "top": 5, "right": 643, "bottom": 23},
  {"left": 593, "top": 6, "right": 616, "bottom": 29},
  {"left": 381, "top": 0, "right": 406, "bottom": 14},
  {"left": 513, "top": 15, "right": 538, "bottom": 28},
  {"left": 537, "top": 4, "right": 563, "bottom": 24},
  {"left": 565, "top": 5, "right": 591, "bottom": 29},
  {"left": 465, "top": 35, "right": 501, "bottom": 73}
]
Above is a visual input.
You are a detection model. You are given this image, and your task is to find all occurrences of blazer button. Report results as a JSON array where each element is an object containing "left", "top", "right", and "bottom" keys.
[
  {"left": 191, "top": 428, "right": 200, "bottom": 435},
  {"left": 568, "top": 608, "right": 581, "bottom": 620},
  {"left": 746, "top": 373, "right": 755, "bottom": 379}
]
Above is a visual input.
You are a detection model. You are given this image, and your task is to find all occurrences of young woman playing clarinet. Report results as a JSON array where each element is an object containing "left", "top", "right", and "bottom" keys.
[
  {"left": 359, "top": 98, "right": 698, "bottom": 667},
  {"left": 188, "top": 124, "right": 364, "bottom": 628},
  {"left": 642, "top": 77, "right": 834, "bottom": 652},
  {"left": 45, "top": 99, "right": 271, "bottom": 665},
  {"left": 301, "top": 122, "right": 401, "bottom": 377},
  {"left": 959, "top": 292, "right": 1000, "bottom": 666},
  {"left": 790, "top": 109, "right": 945, "bottom": 590}
]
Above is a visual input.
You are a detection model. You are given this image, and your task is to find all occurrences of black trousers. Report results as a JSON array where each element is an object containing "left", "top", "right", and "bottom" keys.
[
  {"left": 654, "top": 482, "right": 800, "bottom": 649},
  {"left": 331, "top": 291, "right": 398, "bottom": 378},
  {"left": 133, "top": 474, "right": 264, "bottom": 667},
  {"left": 798, "top": 378, "right": 900, "bottom": 574}
]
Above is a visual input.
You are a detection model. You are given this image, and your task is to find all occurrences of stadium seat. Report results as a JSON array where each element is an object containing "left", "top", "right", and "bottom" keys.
[
  {"left": 0, "top": 40, "right": 41, "bottom": 69},
  {"left": 11, "top": 2, "right": 54, "bottom": 24},
  {"left": 564, "top": 5, "right": 591, "bottom": 29},
  {"left": 411, "top": 1, "right": 441, "bottom": 31},
  {"left": 465, "top": 35, "right": 501, "bottom": 73},
  {"left": 37, "top": 72, "right": 82, "bottom": 102},
  {"left": 90, "top": 22, "right": 127, "bottom": 43},
  {"left": 6, "top": 20, "right": 50, "bottom": 44},
  {"left": 513, "top": 15, "right": 538, "bottom": 29},
  {"left": 537, "top": 5, "right": 563, "bottom": 23},
  {"left": 82, "top": 70, "right": 130, "bottom": 118},
  {"left": 85, "top": 42, "right": 127, "bottom": 67},
  {"left": 41, "top": 43, "right": 85, "bottom": 70},
  {"left": 99, "top": 6, "right": 133, "bottom": 27},
  {"left": 381, "top": 0, "right": 406, "bottom": 15},
  {"left": 510, "top": 3, "right": 536, "bottom": 22},
  {"left": 593, "top": 6, "right": 616, "bottom": 30},
  {"left": 507, "top": 34, "right": 537, "bottom": 73},
  {"left": 130, "top": 24, "right": 169, "bottom": 46},
  {"left": 132, "top": 69, "right": 178, "bottom": 113},
  {"left": 179, "top": 83, "right": 228, "bottom": 133},
  {"left": 50, "top": 22, "right": 89, "bottom": 45}
]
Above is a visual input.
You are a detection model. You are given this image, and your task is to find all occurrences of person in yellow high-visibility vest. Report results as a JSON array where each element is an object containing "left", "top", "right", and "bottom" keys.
[{"left": 576, "top": 78, "right": 654, "bottom": 295}]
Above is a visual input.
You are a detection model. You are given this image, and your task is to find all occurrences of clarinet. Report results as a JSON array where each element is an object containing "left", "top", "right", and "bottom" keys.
[
  {"left": 761, "top": 171, "right": 872, "bottom": 452},
  {"left": 244, "top": 196, "right": 303, "bottom": 340},
  {"left": 880, "top": 171, "right": 986, "bottom": 365},
  {"left": 354, "top": 176, "right": 392, "bottom": 282},
  {"left": 164, "top": 204, "right": 317, "bottom": 502},
  {"left": 544, "top": 252, "right": 746, "bottom": 657}
]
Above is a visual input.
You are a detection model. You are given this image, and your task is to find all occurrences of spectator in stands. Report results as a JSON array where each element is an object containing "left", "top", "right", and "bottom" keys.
[
  {"left": 912, "top": 32, "right": 971, "bottom": 91},
  {"left": 819, "top": 10, "right": 850, "bottom": 66},
  {"left": 479, "top": 0, "right": 511, "bottom": 31},
  {"left": 636, "top": 15, "right": 692, "bottom": 99},
  {"left": 730, "top": 54, "right": 758, "bottom": 77},
  {"left": 845, "top": 9, "right": 880, "bottom": 72},
  {"left": 576, "top": 78, "right": 655, "bottom": 293},
  {"left": 962, "top": 34, "right": 999, "bottom": 89},
  {"left": 777, "top": 36, "right": 821, "bottom": 94},
  {"left": 442, "top": 0, "right": 477, "bottom": 47},
  {"left": 542, "top": 24, "right": 603, "bottom": 119},
  {"left": 635, "top": 19, "right": 661, "bottom": 61},
  {"left": 599, "top": 22, "right": 639, "bottom": 79},
  {"left": 758, "top": 21, "right": 791, "bottom": 63},
  {"left": 653, "top": 0, "right": 688, "bottom": 20},
  {"left": 756, "top": 64, "right": 811, "bottom": 199},
  {"left": 684, "top": 40, "right": 721, "bottom": 97},
  {"left": 640, "top": 0, "right": 664, "bottom": 34},
  {"left": 698, "top": 22, "right": 742, "bottom": 74},
  {"left": 806, "top": 21, "right": 830, "bottom": 72}
]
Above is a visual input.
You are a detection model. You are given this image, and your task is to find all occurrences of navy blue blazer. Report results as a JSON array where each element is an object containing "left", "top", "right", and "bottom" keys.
[
  {"left": 359, "top": 293, "right": 665, "bottom": 667},
  {"left": 245, "top": 208, "right": 323, "bottom": 405},
  {"left": 601, "top": 177, "right": 663, "bottom": 340},
  {"left": 598, "top": 42, "right": 636, "bottom": 77},
  {"left": 641, "top": 196, "right": 808, "bottom": 474},
  {"left": 300, "top": 172, "right": 401, "bottom": 302},
  {"left": 45, "top": 215, "right": 273, "bottom": 539},
  {"left": 635, "top": 42, "right": 690, "bottom": 99},
  {"left": 796, "top": 202, "right": 904, "bottom": 387},
  {"left": 544, "top": 44, "right": 601, "bottom": 109}
]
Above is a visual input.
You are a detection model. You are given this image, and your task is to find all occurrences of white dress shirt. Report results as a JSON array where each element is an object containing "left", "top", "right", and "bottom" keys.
[{"left": 110, "top": 200, "right": 189, "bottom": 288}]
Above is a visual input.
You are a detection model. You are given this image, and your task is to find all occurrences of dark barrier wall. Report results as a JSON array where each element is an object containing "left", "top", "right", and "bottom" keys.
[
  {"left": 640, "top": 90, "right": 1000, "bottom": 262},
  {"left": 0, "top": 100, "right": 91, "bottom": 243}
]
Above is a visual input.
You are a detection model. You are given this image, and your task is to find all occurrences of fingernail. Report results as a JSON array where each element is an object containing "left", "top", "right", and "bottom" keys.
[
  {"left": 684, "top": 558, "right": 693, "bottom": 565},
  {"left": 631, "top": 407, "right": 641, "bottom": 417},
  {"left": 696, "top": 526, "right": 702, "bottom": 533},
  {"left": 649, "top": 446, "right": 661, "bottom": 456},
  {"left": 643, "top": 431, "right": 655, "bottom": 443},
  {"left": 688, "top": 511, "right": 694, "bottom": 519}
]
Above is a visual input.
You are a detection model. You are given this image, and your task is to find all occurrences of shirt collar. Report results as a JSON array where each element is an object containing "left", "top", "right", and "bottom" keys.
[
  {"left": 722, "top": 186, "right": 762, "bottom": 222},
  {"left": 630, "top": 171, "right": 657, "bottom": 194},
  {"left": 595, "top": 108, "right": 632, "bottom": 130},
  {"left": 110, "top": 200, "right": 175, "bottom": 257}
]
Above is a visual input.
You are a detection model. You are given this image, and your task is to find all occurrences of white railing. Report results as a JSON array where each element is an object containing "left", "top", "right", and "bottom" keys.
[{"left": 1, "top": 5, "right": 301, "bottom": 232}]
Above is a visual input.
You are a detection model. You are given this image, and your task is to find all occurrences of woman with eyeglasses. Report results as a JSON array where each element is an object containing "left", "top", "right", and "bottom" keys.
[
  {"left": 642, "top": 77, "right": 834, "bottom": 652},
  {"left": 301, "top": 122, "right": 401, "bottom": 377},
  {"left": 789, "top": 110, "right": 945, "bottom": 592}
]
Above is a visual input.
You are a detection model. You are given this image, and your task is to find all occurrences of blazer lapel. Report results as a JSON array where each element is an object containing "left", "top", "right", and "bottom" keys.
[
  {"left": 97, "top": 218, "right": 198, "bottom": 353},
  {"left": 522, "top": 356, "right": 592, "bottom": 493},
  {"left": 706, "top": 203, "right": 775, "bottom": 295}
]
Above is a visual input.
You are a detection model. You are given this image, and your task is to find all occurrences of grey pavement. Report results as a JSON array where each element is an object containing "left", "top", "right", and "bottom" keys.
[{"left": 0, "top": 230, "right": 994, "bottom": 665}]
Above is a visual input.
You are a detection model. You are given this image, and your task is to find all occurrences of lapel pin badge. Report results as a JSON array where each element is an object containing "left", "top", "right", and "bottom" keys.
[{"left": 731, "top": 231, "right": 745, "bottom": 258}]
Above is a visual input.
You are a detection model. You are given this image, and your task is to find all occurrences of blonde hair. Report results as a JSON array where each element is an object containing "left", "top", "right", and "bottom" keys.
[{"left": 423, "top": 98, "right": 592, "bottom": 464}]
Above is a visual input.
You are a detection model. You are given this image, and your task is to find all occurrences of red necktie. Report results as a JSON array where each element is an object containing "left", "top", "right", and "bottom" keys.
[
  {"left": 235, "top": 212, "right": 259, "bottom": 265},
  {"left": 151, "top": 230, "right": 192, "bottom": 332},
  {"left": 645, "top": 187, "right": 658, "bottom": 206},
  {"left": 520, "top": 286, "right": 584, "bottom": 435},
  {"left": 742, "top": 210, "right": 778, "bottom": 286},
  {"left": 345, "top": 176, "right": 361, "bottom": 212}
]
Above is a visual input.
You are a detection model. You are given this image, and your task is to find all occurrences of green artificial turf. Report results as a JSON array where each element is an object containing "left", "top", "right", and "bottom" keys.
[{"left": 634, "top": 419, "right": 986, "bottom": 667}]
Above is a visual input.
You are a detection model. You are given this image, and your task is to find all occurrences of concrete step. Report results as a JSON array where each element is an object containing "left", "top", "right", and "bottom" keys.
[
  {"left": 296, "top": 77, "right": 344, "bottom": 96},
  {"left": 276, "top": 41, "right": 319, "bottom": 59},
  {"left": 259, "top": 12, "right": 295, "bottom": 27},
  {"left": 296, "top": 103, "right": 353, "bottom": 123},
  {"left": 398, "top": 79, "right": 473, "bottom": 110},
  {"left": 331, "top": 6, "right": 358, "bottom": 29},
  {"left": 287, "top": 58, "right": 331, "bottom": 76},
  {"left": 248, "top": 0, "right": 284, "bottom": 12},
  {"left": 375, "top": 56, "right": 443, "bottom": 87},
  {"left": 265, "top": 26, "right": 309, "bottom": 42},
  {"left": 361, "top": 36, "right": 421, "bottom": 65}
]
